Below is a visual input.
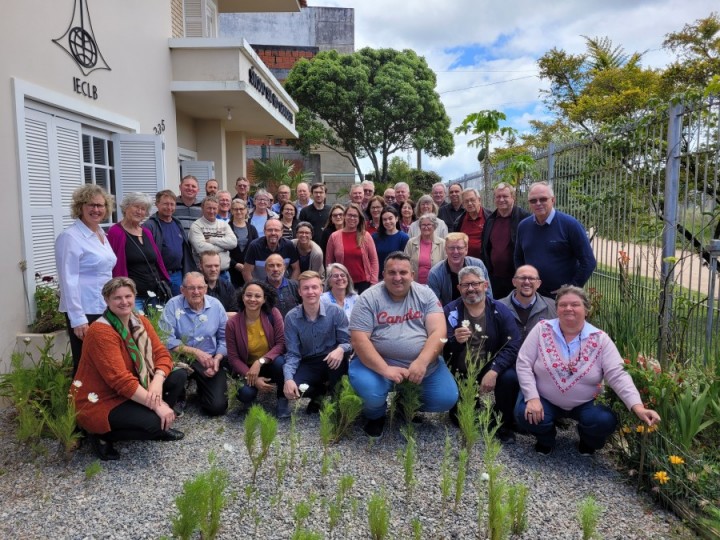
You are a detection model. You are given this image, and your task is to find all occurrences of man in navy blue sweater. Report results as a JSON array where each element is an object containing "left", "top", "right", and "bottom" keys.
[{"left": 514, "top": 182, "right": 596, "bottom": 298}]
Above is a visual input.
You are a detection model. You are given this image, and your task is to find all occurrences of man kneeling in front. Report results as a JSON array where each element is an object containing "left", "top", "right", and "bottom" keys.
[{"left": 349, "top": 251, "right": 459, "bottom": 438}]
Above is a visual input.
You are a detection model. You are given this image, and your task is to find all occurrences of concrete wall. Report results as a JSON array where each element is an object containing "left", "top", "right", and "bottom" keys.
[{"left": 219, "top": 7, "right": 354, "bottom": 54}]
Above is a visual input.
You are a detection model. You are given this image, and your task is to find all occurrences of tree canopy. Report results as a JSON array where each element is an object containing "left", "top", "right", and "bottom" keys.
[{"left": 284, "top": 47, "right": 454, "bottom": 183}]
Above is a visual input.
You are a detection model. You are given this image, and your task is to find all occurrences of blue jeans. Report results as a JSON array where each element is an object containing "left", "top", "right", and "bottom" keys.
[
  {"left": 220, "top": 270, "right": 230, "bottom": 283},
  {"left": 349, "top": 357, "right": 459, "bottom": 420},
  {"left": 514, "top": 392, "right": 618, "bottom": 450},
  {"left": 237, "top": 356, "right": 286, "bottom": 404},
  {"left": 168, "top": 270, "right": 183, "bottom": 296}
]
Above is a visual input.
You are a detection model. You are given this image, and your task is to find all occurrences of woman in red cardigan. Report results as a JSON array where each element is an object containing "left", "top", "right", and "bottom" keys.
[
  {"left": 225, "top": 280, "right": 286, "bottom": 412},
  {"left": 73, "top": 277, "right": 187, "bottom": 461},
  {"left": 325, "top": 203, "right": 379, "bottom": 293}
]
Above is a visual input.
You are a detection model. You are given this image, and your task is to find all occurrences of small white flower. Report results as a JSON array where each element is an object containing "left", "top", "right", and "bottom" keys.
[
  {"left": 223, "top": 443, "right": 235, "bottom": 453},
  {"left": 198, "top": 314, "right": 208, "bottom": 323},
  {"left": 23, "top": 337, "right": 32, "bottom": 345},
  {"left": 298, "top": 384, "right": 309, "bottom": 394},
  {"left": 147, "top": 290, "right": 157, "bottom": 298},
  {"left": 87, "top": 392, "right": 99, "bottom": 404},
  {"left": 175, "top": 309, "right": 186, "bottom": 319},
  {"left": 440, "top": 338, "right": 448, "bottom": 344},
  {"left": 475, "top": 324, "right": 482, "bottom": 333},
  {"left": 480, "top": 472, "right": 490, "bottom": 481},
  {"left": 156, "top": 305, "right": 164, "bottom": 312},
  {"left": 72, "top": 380, "right": 83, "bottom": 388},
  {"left": 195, "top": 336, "right": 205, "bottom": 343},
  {"left": 461, "top": 320, "right": 470, "bottom": 328}
]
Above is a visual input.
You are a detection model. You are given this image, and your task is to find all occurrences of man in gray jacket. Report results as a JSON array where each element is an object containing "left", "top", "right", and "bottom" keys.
[
  {"left": 427, "top": 232, "right": 492, "bottom": 306},
  {"left": 498, "top": 264, "right": 557, "bottom": 342}
]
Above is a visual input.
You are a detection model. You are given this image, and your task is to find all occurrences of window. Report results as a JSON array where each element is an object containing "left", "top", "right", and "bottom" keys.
[{"left": 82, "top": 133, "right": 117, "bottom": 222}]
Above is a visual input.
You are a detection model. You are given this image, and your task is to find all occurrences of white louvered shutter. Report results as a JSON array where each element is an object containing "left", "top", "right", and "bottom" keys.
[
  {"left": 112, "top": 133, "right": 165, "bottom": 219},
  {"left": 184, "top": 0, "right": 204, "bottom": 37},
  {"left": 21, "top": 108, "right": 83, "bottom": 322},
  {"left": 180, "top": 160, "right": 214, "bottom": 195}
]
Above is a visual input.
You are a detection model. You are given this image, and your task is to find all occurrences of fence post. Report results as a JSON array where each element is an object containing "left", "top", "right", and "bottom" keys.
[
  {"left": 658, "top": 103, "right": 683, "bottom": 367},
  {"left": 547, "top": 142, "right": 555, "bottom": 188}
]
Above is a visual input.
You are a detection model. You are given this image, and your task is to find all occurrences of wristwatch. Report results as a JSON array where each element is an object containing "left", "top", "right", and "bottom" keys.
[{"left": 258, "top": 358, "right": 267, "bottom": 365}]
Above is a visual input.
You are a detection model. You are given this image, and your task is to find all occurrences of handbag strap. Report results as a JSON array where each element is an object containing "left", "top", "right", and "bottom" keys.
[{"left": 124, "top": 227, "right": 163, "bottom": 283}]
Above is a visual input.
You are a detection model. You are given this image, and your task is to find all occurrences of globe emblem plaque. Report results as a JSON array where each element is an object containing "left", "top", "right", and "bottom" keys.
[
  {"left": 68, "top": 27, "right": 97, "bottom": 69},
  {"left": 53, "top": 0, "right": 110, "bottom": 76}
]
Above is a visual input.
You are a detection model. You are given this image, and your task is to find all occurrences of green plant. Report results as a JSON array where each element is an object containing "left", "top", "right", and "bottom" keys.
[
  {"left": 392, "top": 380, "right": 423, "bottom": 429},
  {"left": 244, "top": 405, "right": 278, "bottom": 484},
  {"left": 29, "top": 274, "right": 65, "bottom": 333},
  {"left": 293, "top": 500, "right": 312, "bottom": 535},
  {"left": 291, "top": 530, "right": 322, "bottom": 540},
  {"left": 411, "top": 517, "right": 422, "bottom": 540},
  {"left": 672, "top": 385, "right": 716, "bottom": 451},
  {"left": 367, "top": 490, "right": 391, "bottom": 540},
  {"left": 454, "top": 448, "right": 469, "bottom": 512},
  {"left": 399, "top": 425, "right": 417, "bottom": 497},
  {"left": 318, "top": 376, "right": 364, "bottom": 446},
  {"left": 507, "top": 483, "right": 529, "bottom": 535},
  {"left": 328, "top": 474, "right": 355, "bottom": 534},
  {"left": 172, "top": 452, "right": 230, "bottom": 540},
  {"left": 84, "top": 460, "right": 102, "bottom": 481},
  {"left": 456, "top": 353, "right": 483, "bottom": 453},
  {"left": 0, "top": 338, "right": 77, "bottom": 458},
  {"left": 577, "top": 495, "right": 603, "bottom": 540},
  {"left": 440, "top": 434, "right": 453, "bottom": 516}
]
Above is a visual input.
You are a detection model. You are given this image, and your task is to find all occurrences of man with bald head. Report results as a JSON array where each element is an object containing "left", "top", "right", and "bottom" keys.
[
  {"left": 264, "top": 253, "right": 300, "bottom": 316},
  {"left": 498, "top": 264, "right": 557, "bottom": 342}
]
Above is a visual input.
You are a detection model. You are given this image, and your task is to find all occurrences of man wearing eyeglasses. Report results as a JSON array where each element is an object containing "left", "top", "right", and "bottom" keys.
[
  {"left": 481, "top": 183, "right": 530, "bottom": 299},
  {"left": 383, "top": 188, "right": 396, "bottom": 206},
  {"left": 499, "top": 265, "right": 557, "bottom": 342},
  {"left": 428, "top": 232, "right": 492, "bottom": 306},
  {"left": 442, "top": 266, "right": 521, "bottom": 443},
  {"left": 515, "top": 182, "right": 596, "bottom": 298},
  {"left": 160, "top": 272, "right": 229, "bottom": 417}
]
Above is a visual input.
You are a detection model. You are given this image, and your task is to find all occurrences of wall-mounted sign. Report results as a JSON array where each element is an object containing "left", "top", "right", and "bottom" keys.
[
  {"left": 248, "top": 68, "right": 294, "bottom": 124},
  {"left": 53, "top": 0, "right": 110, "bottom": 77}
]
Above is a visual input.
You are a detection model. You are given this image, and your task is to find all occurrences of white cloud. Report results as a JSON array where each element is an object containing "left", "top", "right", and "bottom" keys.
[{"left": 309, "top": 0, "right": 717, "bottom": 181}]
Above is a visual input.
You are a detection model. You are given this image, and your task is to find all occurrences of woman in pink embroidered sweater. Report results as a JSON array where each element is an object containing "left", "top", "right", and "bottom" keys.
[
  {"left": 325, "top": 203, "right": 378, "bottom": 294},
  {"left": 514, "top": 285, "right": 660, "bottom": 456}
]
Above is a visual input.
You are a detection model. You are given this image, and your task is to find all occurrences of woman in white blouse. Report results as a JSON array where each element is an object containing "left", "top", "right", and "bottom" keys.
[
  {"left": 320, "top": 263, "right": 358, "bottom": 322},
  {"left": 55, "top": 185, "right": 117, "bottom": 374}
]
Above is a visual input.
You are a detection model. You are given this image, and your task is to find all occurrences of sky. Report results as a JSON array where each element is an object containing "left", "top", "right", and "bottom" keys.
[{"left": 308, "top": 0, "right": 717, "bottom": 182}]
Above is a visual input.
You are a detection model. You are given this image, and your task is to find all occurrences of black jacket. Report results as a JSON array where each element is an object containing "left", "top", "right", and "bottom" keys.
[
  {"left": 450, "top": 207, "right": 492, "bottom": 232},
  {"left": 145, "top": 214, "right": 197, "bottom": 276},
  {"left": 228, "top": 222, "right": 259, "bottom": 288},
  {"left": 481, "top": 206, "right": 531, "bottom": 274}
]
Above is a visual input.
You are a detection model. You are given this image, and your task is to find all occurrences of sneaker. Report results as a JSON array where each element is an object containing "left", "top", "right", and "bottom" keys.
[
  {"left": 534, "top": 442, "right": 553, "bottom": 455},
  {"left": 173, "top": 400, "right": 186, "bottom": 418},
  {"left": 276, "top": 397, "right": 291, "bottom": 419},
  {"left": 363, "top": 415, "right": 386, "bottom": 439},
  {"left": 306, "top": 398, "right": 322, "bottom": 415},
  {"left": 496, "top": 427, "right": 516, "bottom": 445},
  {"left": 578, "top": 440, "right": 596, "bottom": 456}
]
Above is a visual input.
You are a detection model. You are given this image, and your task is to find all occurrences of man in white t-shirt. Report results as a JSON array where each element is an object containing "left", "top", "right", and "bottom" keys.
[{"left": 349, "top": 251, "right": 459, "bottom": 438}]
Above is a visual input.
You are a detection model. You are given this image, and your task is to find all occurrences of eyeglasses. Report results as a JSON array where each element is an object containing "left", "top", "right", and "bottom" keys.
[
  {"left": 332, "top": 213, "right": 344, "bottom": 218},
  {"left": 458, "top": 281, "right": 485, "bottom": 290},
  {"left": 528, "top": 197, "right": 549, "bottom": 205},
  {"left": 514, "top": 276, "right": 540, "bottom": 282},
  {"left": 330, "top": 273, "right": 347, "bottom": 280},
  {"left": 363, "top": 189, "right": 374, "bottom": 193},
  {"left": 183, "top": 285, "right": 207, "bottom": 291},
  {"left": 84, "top": 203, "right": 106, "bottom": 209},
  {"left": 446, "top": 245, "right": 466, "bottom": 252},
  {"left": 385, "top": 196, "right": 396, "bottom": 201},
  {"left": 345, "top": 214, "right": 359, "bottom": 220},
  {"left": 420, "top": 223, "right": 435, "bottom": 228}
]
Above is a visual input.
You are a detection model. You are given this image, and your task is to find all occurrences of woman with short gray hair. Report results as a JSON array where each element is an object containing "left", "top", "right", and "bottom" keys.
[
  {"left": 108, "top": 192, "right": 171, "bottom": 311},
  {"left": 408, "top": 195, "right": 448, "bottom": 239},
  {"left": 403, "top": 213, "right": 446, "bottom": 284}
]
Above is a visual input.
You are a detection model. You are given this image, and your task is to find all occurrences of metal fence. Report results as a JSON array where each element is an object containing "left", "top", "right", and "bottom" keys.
[{"left": 451, "top": 97, "right": 720, "bottom": 366}]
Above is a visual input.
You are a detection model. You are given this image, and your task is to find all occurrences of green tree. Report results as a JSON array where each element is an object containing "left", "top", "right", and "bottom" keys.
[
  {"left": 285, "top": 47, "right": 454, "bottom": 183},
  {"left": 662, "top": 12, "right": 720, "bottom": 94},
  {"left": 454, "top": 109, "right": 516, "bottom": 197}
]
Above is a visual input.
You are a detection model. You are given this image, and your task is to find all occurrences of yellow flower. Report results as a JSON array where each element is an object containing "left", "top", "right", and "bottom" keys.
[
  {"left": 621, "top": 426, "right": 631, "bottom": 434},
  {"left": 653, "top": 471, "right": 670, "bottom": 484},
  {"left": 669, "top": 455, "right": 685, "bottom": 465},
  {"left": 636, "top": 425, "right": 645, "bottom": 433},
  {"left": 646, "top": 424, "right": 657, "bottom": 433}
]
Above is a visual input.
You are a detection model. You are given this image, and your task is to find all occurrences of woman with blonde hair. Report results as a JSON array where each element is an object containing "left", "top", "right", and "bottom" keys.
[
  {"left": 55, "top": 184, "right": 117, "bottom": 373},
  {"left": 404, "top": 213, "right": 446, "bottom": 284},
  {"left": 325, "top": 203, "right": 379, "bottom": 293}
]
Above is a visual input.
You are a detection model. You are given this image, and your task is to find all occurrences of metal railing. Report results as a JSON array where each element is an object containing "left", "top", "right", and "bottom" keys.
[{"left": 449, "top": 96, "right": 720, "bottom": 365}]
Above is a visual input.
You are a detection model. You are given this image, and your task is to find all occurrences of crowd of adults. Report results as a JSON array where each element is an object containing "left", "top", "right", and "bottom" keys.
[{"left": 56, "top": 175, "right": 660, "bottom": 461}]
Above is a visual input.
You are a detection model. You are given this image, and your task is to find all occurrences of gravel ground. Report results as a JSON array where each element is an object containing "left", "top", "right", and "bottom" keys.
[{"left": 0, "top": 395, "right": 695, "bottom": 540}]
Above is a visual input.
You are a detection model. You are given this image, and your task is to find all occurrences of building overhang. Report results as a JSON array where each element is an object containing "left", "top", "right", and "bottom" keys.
[
  {"left": 218, "top": 0, "right": 301, "bottom": 13},
  {"left": 169, "top": 38, "right": 298, "bottom": 139}
]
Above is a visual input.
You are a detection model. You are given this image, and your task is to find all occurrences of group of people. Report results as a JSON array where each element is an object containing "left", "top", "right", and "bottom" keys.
[{"left": 55, "top": 175, "right": 659, "bottom": 461}]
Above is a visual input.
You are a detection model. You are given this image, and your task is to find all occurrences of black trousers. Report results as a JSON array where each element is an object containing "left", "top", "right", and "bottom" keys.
[
  {"left": 106, "top": 369, "right": 187, "bottom": 442},
  {"left": 452, "top": 362, "right": 519, "bottom": 430},
  {"left": 290, "top": 352, "right": 349, "bottom": 399},
  {"left": 191, "top": 361, "right": 229, "bottom": 416},
  {"left": 66, "top": 313, "right": 103, "bottom": 376}
]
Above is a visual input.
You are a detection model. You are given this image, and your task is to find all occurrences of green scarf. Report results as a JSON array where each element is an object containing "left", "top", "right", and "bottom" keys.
[{"left": 103, "top": 309, "right": 154, "bottom": 389}]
